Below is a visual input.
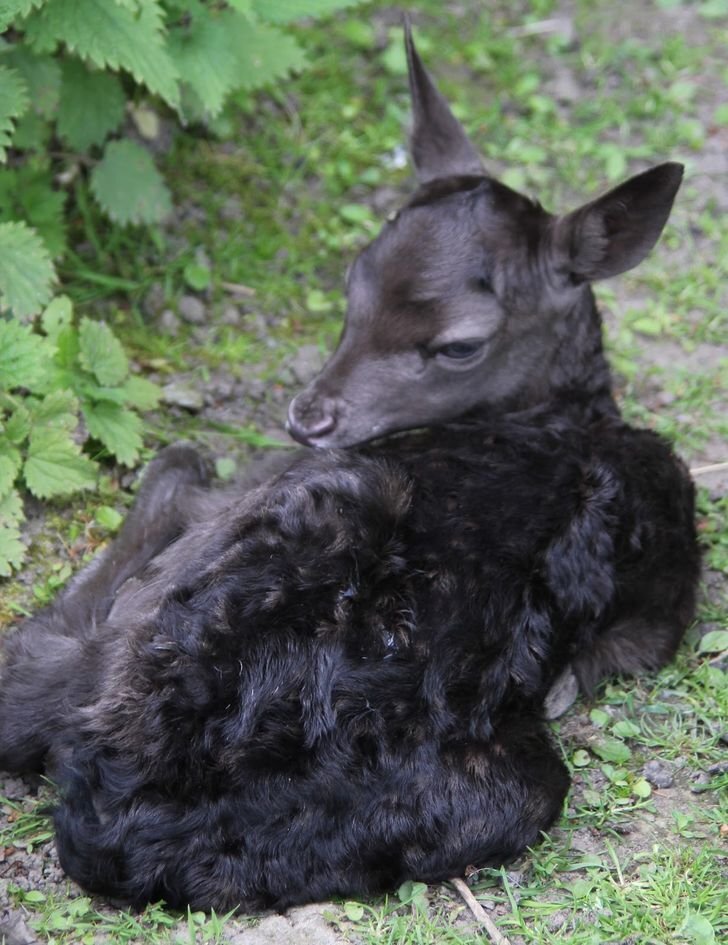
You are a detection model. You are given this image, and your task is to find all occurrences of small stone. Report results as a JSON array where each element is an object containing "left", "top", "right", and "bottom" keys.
[
  {"left": 177, "top": 294, "right": 206, "bottom": 324},
  {"left": 643, "top": 759, "right": 674, "bottom": 789},
  {"left": 162, "top": 382, "right": 204, "bottom": 412},
  {"left": 221, "top": 304, "right": 242, "bottom": 326},
  {"left": 159, "top": 309, "right": 180, "bottom": 335},
  {"left": 289, "top": 344, "right": 325, "bottom": 385},
  {"left": 142, "top": 281, "right": 165, "bottom": 317},
  {"left": 689, "top": 770, "right": 711, "bottom": 793},
  {"left": 220, "top": 196, "right": 244, "bottom": 221}
]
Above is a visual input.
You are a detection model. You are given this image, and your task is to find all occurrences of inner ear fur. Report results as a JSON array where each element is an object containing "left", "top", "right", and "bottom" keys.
[{"left": 553, "top": 162, "right": 684, "bottom": 282}]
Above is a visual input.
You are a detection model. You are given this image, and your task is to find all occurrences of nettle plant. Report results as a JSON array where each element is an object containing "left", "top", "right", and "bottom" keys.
[
  {"left": 0, "top": 296, "right": 162, "bottom": 575},
  {"left": 0, "top": 0, "right": 362, "bottom": 308},
  {"left": 0, "top": 0, "right": 363, "bottom": 575}
]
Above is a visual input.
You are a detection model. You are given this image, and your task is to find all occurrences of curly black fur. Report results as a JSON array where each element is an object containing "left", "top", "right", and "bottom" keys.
[{"left": 0, "top": 31, "right": 700, "bottom": 914}]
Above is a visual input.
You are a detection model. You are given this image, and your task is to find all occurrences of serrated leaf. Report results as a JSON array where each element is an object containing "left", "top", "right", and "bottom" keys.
[
  {"left": 0, "top": 64, "right": 30, "bottom": 161},
  {"left": 57, "top": 58, "right": 125, "bottom": 150},
  {"left": 121, "top": 375, "right": 161, "bottom": 410},
  {"left": 0, "top": 220, "right": 56, "bottom": 318},
  {"left": 91, "top": 139, "right": 172, "bottom": 225},
  {"left": 169, "top": 12, "right": 246, "bottom": 118},
  {"left": 4, "top": 404, "right": 31, "bottom": 444},
  {"left": 170, "top": 11, "right": 306, "bottom": 114},
  {"left": 698, "top": 629, "right": 728, "bottom": 653},
  {"left": 0, "top": 0, "right": 46, "bottom": 31},
  {"left": 0, "top": 486, "right": 23, "bottom": 525},
  {"left": 251, "top": 0, "right": 363, "bottom": 24},
  {"left": 0, "top": 317, "right": 49, "bottom": 388},
  {"left": 4, "top": 48, "right": 61, "bottom": 119},
  {"left": 41, "top": 294, "right": 73, "bottom": 341},
  {"left": 31, "top": 389, "right": 79, "bottom": 431},
  {"left": 592, "top": 738, "right": 632, "bottom": 764},
  {"left": 0, "top": 522, "right": 25, "bottom": 575},
  {"left": 78, "top": 317, "right": 128, "bottom": 386},
  {"left": 23, "top": 426, "right": 96, "bottom": 498},
  {"left": 0, "top": 165, "right": 67, "bottom": 257},
  {"left": 230, "top": 17, "right": 307, "bottom": 90},
  {"left": 0, "top": 437, "right": 22, "bottom": 496},
  {"left": 23, "top": 0, "right": 180, "bottom": 107},
  {"left": 83, "top": 400, "right": 142, "bottom": 465}
]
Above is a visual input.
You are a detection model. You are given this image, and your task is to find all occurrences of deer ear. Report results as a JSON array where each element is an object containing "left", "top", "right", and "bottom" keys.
[
  {"left": 405, "top": 20, "right": 484, "bottom": 183},
  {"left": 553, "top": 163, "right": 683, "bottom": 282}
]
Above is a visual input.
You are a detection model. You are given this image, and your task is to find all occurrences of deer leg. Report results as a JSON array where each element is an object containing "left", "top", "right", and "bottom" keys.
[{"left": 0, "top": 444, "right": 211, "bottom": 772}]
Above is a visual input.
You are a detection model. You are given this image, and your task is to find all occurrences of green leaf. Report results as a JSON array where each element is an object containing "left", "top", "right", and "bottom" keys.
[
  {"left": 120, "top": 375, "right": 161, "bottom": 410},
  {"left": 698, "top": 629, "right": 728, "bottom": 653},
  {"left": 78, "top": 317, "right": 128, "bottom": 386},
  {"left": 0, "top": 64, "right": 30, "bottom": 161},
  {"left": 169, "top": 10, "right": 306, "bottom": 116},
  {"left": 632, "top": 777, "right": 652, "bottom": 799},
  {"left": 589, "top": 708, "right": 610, "bottom": 727},
  {"left": 0, "top": 485, "right": 24, "bottom": 525},
  {"left": 0, "top": 521, "right": 25, "bottom": 576},
  {"left": 0, "top": 317, "right": 49, "bottom": 389},
  {"left": 0, "top": 165, "right": 67, "bottom": 257},
  {"left": 82, "top": 400, "right": 142, "bottom": 465},
  {"left": 0, "top": 220, "right": 56, "bottom": 318},
  {"left": 215, "top": 456, "right": 236, "bottom": 481},
  {"left": 4, "top": 48, "right": 61, "bottom": 119},
  {"left": 183, "top": 262, "right": 211, "bottom": 291},
  {"left": 23, "top": 0, "right": 180, "bottom": 107},
  {"left": 95, "top": 504, "right": 122, "bottom": 531},
  {"left": 57, "top": 58, "right": 126, "bottom": 150},
  {"left": 251, "top": 0, "right": 363, "bottom": 23},
  {"left": 23, "top": 426, "right": 96, "bottom": 498},
  {"left": 592, "top": 738, "right": 632, "bottom": 764},
  {"left": 31, "top": 389, "right": 79, "bottom": 431},
  {"left": 572, "top": 749, "right": 590, "bottom": 768},
  {"left": 169, "top": 11, "right": 246, "bottom": 118},
  {"left": 0, "top": 0, "right": 46, "bottom": 31},
  {"left": 343, "top": 901, "right": 365, "bottom": 922},
  {"left": 0, "top": 437, "right": 22, "bottom": 496},
  {"left": 4, "top": 404, "right": 31, "bottom": 445},
  {"left": 91, "top": 139, "right": 172, "bottom": 225},
  {"left": 41, "top": 294, "right": 73, "bottom": 341},
  {"left": 611, "top": 720, "right": 640, "bottom": 739},
  {"left": 681, "top": 914, "right": 715, "bottom": 945}
]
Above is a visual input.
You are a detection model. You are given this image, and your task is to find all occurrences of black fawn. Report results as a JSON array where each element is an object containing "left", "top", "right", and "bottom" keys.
[{"left": 0, "top": 25, "right": 698, "bottom": 912}]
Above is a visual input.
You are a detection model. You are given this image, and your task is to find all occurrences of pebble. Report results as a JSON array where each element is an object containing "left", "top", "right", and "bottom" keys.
[
  {"left": 221, "top": 304, "right": 242, "bottom": 326},
  {"left": 162, "top": 382, "right": 204, "bottom": 412},
  {"left": 158, "top": 308, "right": 180, "bottom": 335},
  {"left": 289, "top": 344, "right": 325, "bottom": 385},
  {"left": 643, "top": 759, "right": 674, "bottom": 789},
  {"left": 177, "top": 294, "right": 206, "bottom": 324}
]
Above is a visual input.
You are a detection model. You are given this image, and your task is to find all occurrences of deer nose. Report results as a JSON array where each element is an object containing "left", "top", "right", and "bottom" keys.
[{"left": 286, "top": 396, "right": 337, "bottom": 446}]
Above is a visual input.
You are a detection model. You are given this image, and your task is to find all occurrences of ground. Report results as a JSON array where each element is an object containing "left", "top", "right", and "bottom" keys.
[{"left": 1, "top": 1, "right": 727, "bottom": 943}]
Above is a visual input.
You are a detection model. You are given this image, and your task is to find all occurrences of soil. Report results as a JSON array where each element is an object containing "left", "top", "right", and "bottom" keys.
[{"left": 1, "top": 1, "right": 726, "bottom": 943}]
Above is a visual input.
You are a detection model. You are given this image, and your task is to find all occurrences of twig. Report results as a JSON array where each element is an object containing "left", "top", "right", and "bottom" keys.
[
  {"left": 690, "top": 461, "right": 728, "bottom": 477},
  {"left": 221, "top": 280, "right": 256, "bottom": 297},
  {"left": 450, "top": 877, "right": 512, "bottom": 945}
]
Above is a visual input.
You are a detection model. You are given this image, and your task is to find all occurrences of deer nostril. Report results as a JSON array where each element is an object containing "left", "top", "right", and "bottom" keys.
[{"left": 286, "top": 399, "right": 337, "bottom": 445}]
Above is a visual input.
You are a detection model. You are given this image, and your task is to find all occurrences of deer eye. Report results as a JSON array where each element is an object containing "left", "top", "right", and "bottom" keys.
[
  {"left": 436, "top": 340, "right": 485, "bottom": 360},
  {"left": 476, "top": 276, "right": 493, "bottom": 292}
]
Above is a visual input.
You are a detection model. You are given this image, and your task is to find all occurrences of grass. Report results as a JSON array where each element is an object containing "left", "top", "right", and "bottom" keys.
[{"left": 1, "top": 0, "right": 727, "bottom": 943}]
